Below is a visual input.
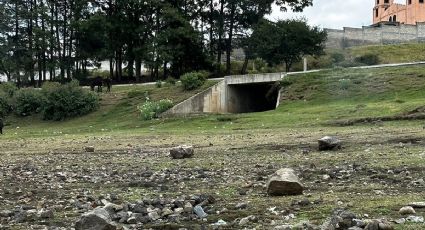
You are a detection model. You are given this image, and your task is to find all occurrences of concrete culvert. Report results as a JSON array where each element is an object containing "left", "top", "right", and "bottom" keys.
[{"left": 226, "top": 82, "right": 281, "bottom": 113}]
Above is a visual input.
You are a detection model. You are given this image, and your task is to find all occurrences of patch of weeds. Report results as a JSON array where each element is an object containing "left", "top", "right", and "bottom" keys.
[
  {"left": 338, "top": 79, "right": 352, "bottom": 90},
  {"left": 216, "top": 116, "right": 238, "bottom": 122},
  {"left": 138, "top": 99, "right": 173, "bottom": 120},
  {"left": 128, "top": 90, "right": 150, "bottom": 99}
]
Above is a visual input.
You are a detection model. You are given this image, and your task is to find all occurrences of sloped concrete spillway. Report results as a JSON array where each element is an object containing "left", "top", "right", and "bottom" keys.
[{"left": 165, "top": 73, "right": 285, "bottom": 115}]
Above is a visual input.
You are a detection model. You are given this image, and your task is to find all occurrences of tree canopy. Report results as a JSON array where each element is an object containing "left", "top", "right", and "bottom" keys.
[
  {"left": 248, "top": 18, "right": 327, "bottom": 72},
  {"left": 0, "top": 0, "right": 314, "bottom": 86}
]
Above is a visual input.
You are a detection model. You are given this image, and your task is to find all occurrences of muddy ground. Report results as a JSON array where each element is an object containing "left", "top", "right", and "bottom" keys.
[{"left": 1, "top": 122, "right": 425, "bottom": 229}]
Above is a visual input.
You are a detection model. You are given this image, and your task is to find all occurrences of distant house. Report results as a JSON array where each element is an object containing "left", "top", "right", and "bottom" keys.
[{"left": 373, "top": 0, "right": 425, "bottom": 25}]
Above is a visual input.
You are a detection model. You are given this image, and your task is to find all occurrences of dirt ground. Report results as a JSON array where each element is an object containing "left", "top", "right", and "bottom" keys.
[{"left": 1, "top": 121, "right": 425, "bottom": 229}]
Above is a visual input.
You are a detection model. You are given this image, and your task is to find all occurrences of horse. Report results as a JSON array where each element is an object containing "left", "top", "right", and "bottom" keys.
[
  {"left": 0, "top": 118, "right": 3, "bottom": 135},
  {"left": 90, "top": 77, "right": 112, "bottom": 93}
]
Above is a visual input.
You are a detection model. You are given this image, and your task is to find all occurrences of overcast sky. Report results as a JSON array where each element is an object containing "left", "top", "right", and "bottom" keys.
[{"left": 269, "top": 0, "right": 407, "bottom": 29}]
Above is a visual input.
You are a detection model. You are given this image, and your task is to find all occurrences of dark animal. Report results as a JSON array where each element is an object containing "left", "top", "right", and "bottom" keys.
[
  {"left": 90, "top": 77, "right": 112, "bottom": 93},
  {"left": 0, "top": 118, "right": 3, "bottom": 135}
]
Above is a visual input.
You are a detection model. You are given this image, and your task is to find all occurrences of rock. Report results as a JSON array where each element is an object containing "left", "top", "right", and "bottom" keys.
[
  {"left": 364, "top": 220, "right": 393, "bottom": 230},
  {"left": 235, "top": 202, "right": 248, "bottom": 209},
  {"left": 170, "top": 145, "right": 194, "bottom": 159},
  {"left": 394, "top": 218, "right": 405, "bottom": 224},
  {"left": 378, "top": 221, "right": 394, "bottom": 230},
  {"left": 348, "top": 227, "right": 363, "bottom": 230},
  {"left": 161, "top": 208, "right": 173, "bottom": 217},
  {"left": 364, "top": 220, "right": 379, "bottom": 230},
  {"left": 148, "top": 211, "right": 160, "bottom": 221},
  {"left": 292, "top": 221, "right": 319, "bottom": 230},
  {"left": 183, "top": 202, "right": 193, "bottom": 212},
  {"left": 84, "top": 146, "right": 95, "bottom": 153},
  {"left": 274, "top": 225, "right": 293, "bottom": 230},
  {"left": 399, "top": 206, "right": 416, "bottom": 215},
  {"left": 239, "top": 216, "right": 255, "bottom": 226},
  {"left": 132, "top": 203, "right": 147, "bottom": 214},
  {"left": 75, "top": 207, "right": 117, "bottom": 230},
  {"left": 318, "top": 136, "right": 342, "bottom": 151},
  {"left": 406, "top": 215, "right": 424, "bottom": 223},
  {"left": 408, "top": 202, "right": 425, "bottom": 208},
  {"left": 267, "top": 168, "right": 304, "bottom": 196},
  {"left": 211, "top": 219, "right": 227, "bottom": 226},
  {"left": 193, "top": 205, "right": 207, "bottom": 218},
  {"left": 324, "top": 209, "right": 357, "bottom": 230},
  {"left": 38, "top": 209, "right": 54, "bottom": 219}
]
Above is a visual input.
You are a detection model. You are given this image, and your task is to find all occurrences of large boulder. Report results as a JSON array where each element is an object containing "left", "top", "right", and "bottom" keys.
[
  {"left": 267, "top": 168, "right": 304, "bottom": 196},
  {"left": 170, "top": 145, "right": 194, "bottom": 159},
  {"left": 318, "top": 136, "right": 342, "bottom": 151},
  {"left": 75, "top": 207, "right": 117, "bottom": 230}
]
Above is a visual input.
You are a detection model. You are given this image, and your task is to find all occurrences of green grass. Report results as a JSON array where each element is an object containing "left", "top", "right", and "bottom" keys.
[
  {"left": 2, "top": 65, "right": 425, "bottom": 139},
  {"left": 292, "top": 43, "right": 425, "bottom": 71}
]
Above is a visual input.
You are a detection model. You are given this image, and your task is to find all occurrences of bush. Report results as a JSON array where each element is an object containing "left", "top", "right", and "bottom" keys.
[
  {"left": 0, "top": 82, "right": 18, "bottom": 97},
  {"left": 155, "top": 80, "right": 162, "bottom": 88},
  {"left": 354, "top": 54, "right": 380, "bottom": 65},
  {"left": 165, "top": 77, "right": 177, "bottom": 86},
  {"left": 14, "top": 89, "right": 43, "bottom": 116},
  {"left": 41, "top": 80, "right": 99, "bottom": 120},
  {"left": 138, "top": 99, "right": 173, "bottom": 120},
  {"left": 0, "top": 91, "right": 12, "bottom": 118},
  {"left": 180, "top": 71, "right": 208, "bottom": 91}
]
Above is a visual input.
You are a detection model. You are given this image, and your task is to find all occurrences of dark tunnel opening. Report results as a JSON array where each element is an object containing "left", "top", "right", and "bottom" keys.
[{"left": 227, "top": 82, "right": 280, "bottom": 113}]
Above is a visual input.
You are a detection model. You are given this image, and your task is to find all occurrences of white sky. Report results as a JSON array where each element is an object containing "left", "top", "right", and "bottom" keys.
[{"left": 269, "top": 0, "right": 408, "bottom": 29}]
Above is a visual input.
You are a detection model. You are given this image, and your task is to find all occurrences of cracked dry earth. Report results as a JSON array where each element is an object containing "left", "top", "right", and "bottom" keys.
[{"left": 1, "top": 123, "right": 425, "bottom": 229}]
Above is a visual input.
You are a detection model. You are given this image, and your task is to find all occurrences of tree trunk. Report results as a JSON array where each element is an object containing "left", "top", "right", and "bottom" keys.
[
  {"left": 216, "top": 0, "right": 224, "bottom": 72},
  {"left": 135, "top": 57, "right": 141, "bottom": 81},
  {"left": 226, "top": 5, "right": 235, "bottom": 75},
  {"left": 241, "top": 56, "right": 249, "bottom": 75}
]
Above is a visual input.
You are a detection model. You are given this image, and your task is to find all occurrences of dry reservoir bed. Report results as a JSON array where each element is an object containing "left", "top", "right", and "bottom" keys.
[{"left": 0, "top": 123, "right": 425, "bottom": 229}]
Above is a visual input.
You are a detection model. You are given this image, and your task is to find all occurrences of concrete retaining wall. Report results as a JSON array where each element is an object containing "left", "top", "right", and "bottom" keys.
[{"left": 326, "top": 22, "right": 425, "bottom": 48}]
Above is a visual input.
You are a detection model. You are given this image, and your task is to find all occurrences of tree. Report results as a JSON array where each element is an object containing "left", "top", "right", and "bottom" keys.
[{"left": 249, "top": 18, "right": 327, "bottom": 72}]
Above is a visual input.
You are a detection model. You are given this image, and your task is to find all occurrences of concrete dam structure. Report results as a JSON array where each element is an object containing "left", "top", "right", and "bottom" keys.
[{"left": 165, "top": 73, "right": 285, "bottom": 115}]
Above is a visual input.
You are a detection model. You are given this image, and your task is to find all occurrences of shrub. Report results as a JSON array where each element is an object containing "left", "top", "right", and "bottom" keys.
[
  {"left": 0, "top": 91, "right": 12, "bottom": 118},
  {"left": 354, "top": 54, "right": 380, "bottom": 65},
  {"left": 281, "top": 78, "right": 294, "bottom": 87},
  {"left": 138, "top": 99, "right": 173, "bottom": 120},
  {"left": 14, "top": 89, "right": 43, "bottom": 116},
  {"left": 165, "top": 77, "right": 177, "bottom": 86},
  {"left": 181, "top": 71, "right": 208, "bottom": 91},
  {"left": 155, "top": 80, "right": 162, "bottom": 88},
  {"left": 0, "top": 82, "right": 18, "bottom": 97},
  {"left": 41, "top": 80, "right": 99, "bottom": 120},
  {"left": 330, "top": 52, "right": 345, "bottom": 63}
]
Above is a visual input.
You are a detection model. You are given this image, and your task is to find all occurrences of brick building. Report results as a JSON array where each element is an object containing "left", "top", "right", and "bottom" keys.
[{"left": 373, "top": 0, "right": 425, "bottom": 25}]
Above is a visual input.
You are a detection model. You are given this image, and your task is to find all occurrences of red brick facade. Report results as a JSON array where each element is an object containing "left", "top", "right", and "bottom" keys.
[{"left": 373, "top": 0, "right": 425, "bottom": 25}]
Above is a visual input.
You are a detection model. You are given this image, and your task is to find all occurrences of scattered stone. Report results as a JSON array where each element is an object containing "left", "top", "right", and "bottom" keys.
[
  {"left": 84, "top": 146, "right": 95, "bottom": 153},
  {"left": 211, "top": 219, "right": 227, "bottom": 226},
  {"left": 274, "top": 225, "right": 293, "bottom": 230},
  {"left": 406, "top": 215, "right": 424, "bottom": 223},
  {"left": 38, "top": 209, "right": 54, "bottom": 219},
  {"left": 235, "top": 202, "right": 248, "bottom": 209},
  {"left": 394, "top": 218, "right": 406, "bottom": 224},
  {"left": 318, "top": 136, "right": 342, "bottom": 151},
  {"left": 161, "top": 208, "right": 173, "bottom": 217},
  {"left": 399, "top": 206, "right": 416, "bottom": 215},
  {"left": 267, "top": 168, "right": 304, "bottom": 196},
  {"left": 148, "top": 211, "right": 160, "bottom": 221},
  {"left": 75, "top": 207, "right": 117, "bottom": 230},
  {"left": 183, "top": 202, "right": 193, "bottom": 213},
  {"left": 408, "top": 202, "right": 425, "bottom": 208},
  {"left": 170, "top": 145, "right": 194, "bottom": 159},
  {"left": 193, "top": 205, "right": 207, "bottom": 218},
  {"left": 323, "top": 209, "right": 357, "bottom": 229},
  {"left": 239, "top": 215, "right": 256, "bottom": 226}
]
